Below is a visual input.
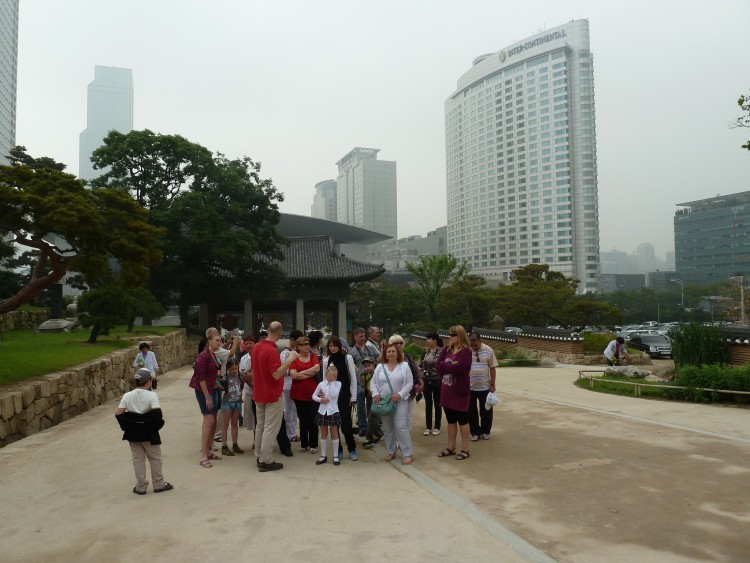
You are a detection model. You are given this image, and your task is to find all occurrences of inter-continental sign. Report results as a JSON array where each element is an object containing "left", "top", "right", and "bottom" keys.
[{"left": 503, "top": 29, "right": 567, "bottom": 59}]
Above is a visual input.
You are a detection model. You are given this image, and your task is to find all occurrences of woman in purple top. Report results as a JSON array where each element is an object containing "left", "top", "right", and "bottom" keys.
[
  {"left": 189, "top": 330, "right": 222, "bottom": 468},
  {"left": 434, "top": 325, "right": 473, "bottom": 460}
]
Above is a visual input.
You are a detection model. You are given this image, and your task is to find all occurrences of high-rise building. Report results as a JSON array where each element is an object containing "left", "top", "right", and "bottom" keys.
[
  {"left": 0, "top": 0, "right": 19, "bottom": 164},
  {"left": 674, "top": 191, "right": 750, "bottom": 286},
  {"left": 636, "top": 243, "right": 657, "bottom": 274},
  {"left": 79, "top": 66, "right": 133, "bottom": 181},
  {"left": 311, "top": 179, "right": 337, "bottom": 221},
  {"left": 445, "top": 19, "right": 599, "bottom": 292},
  {"left": 335, "top": 147, "right": 397, "bottom": 238}
]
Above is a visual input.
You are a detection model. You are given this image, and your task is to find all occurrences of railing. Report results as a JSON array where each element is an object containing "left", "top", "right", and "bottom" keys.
[{"left": 578, "top": 370, "right": 750, "bottom": 398}]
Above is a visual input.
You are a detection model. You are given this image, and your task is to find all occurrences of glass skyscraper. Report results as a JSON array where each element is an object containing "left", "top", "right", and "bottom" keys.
[
  {"left": 445, "top": 19, "right": 599, "bottom": 292},
  {"left": 0, "top": 0, "right": 19, "bottom": 165},
  {"left": 79, "top": 66, "right": 133, "bottom": 181}
]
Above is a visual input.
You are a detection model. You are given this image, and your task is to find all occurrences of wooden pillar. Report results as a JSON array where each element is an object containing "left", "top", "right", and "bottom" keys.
[
  {"left": 199, "top": 303, "right": 209, "bottom": 333},
  {"left": 296, "top": 298, "right": 305, "bottom": 332},
  {"left": 338, "top": 298, "right": 347, "bottom": 337},
  {"left": 244, "top": 299, "right": 253, "bottom": 334}
]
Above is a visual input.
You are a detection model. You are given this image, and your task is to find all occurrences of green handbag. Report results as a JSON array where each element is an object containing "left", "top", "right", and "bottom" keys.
[{"left": 371, "top": 365, "right": 397, "bottom": 416}]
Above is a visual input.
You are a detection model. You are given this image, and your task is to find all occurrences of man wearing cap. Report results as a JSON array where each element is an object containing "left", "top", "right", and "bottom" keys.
[
  {"left": 115, "top": 369, "right": 173, "bottom": 495},
  {"left": 349, "top": 327, "right": 379, "bottom": 436},
  {"left": 360, "top": 355, "right": 383, "bottom": 448},
  {"left": 251, "top": 321, "right": 299, "bottom": 472}
]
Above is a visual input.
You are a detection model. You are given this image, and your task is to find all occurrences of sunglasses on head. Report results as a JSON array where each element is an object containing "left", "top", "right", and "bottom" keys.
[{"left": 449, "top": 332, "right": 457, "bottom": 337}]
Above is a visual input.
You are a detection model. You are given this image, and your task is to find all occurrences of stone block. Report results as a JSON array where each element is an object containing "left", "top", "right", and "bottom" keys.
[
  {"left": 0, "top": 394, "right": 14, "bottom": 421},
  {"left": 0, "top": 419, "right": 8, "bottom": 440},
  {"left": 26, "top": 416, "right": 40, "bottom": 435},
  {"left": 21, "top": 386, "right": 35, "bottom": 408},
  {"left": 35, "top": 398, "right": 50, "bottom": 415},
  {"left": 9, "top": 416, "right": 18, "bottom": 435},
  {"left": 12, "top": 392, "right": 22, "bottom": 415}
]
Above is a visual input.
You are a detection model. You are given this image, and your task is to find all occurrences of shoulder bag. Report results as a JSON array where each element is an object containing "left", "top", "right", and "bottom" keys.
[{"left": 370, "top": 365, "right": 397, "bottom": 416}]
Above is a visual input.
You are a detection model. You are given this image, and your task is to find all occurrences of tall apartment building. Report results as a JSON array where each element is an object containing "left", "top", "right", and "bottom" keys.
[
  {"left": 311, "top": 179, "right": 337, "bottom": 221},
  {"left": 674, "top": 191, "right": 750, "bottom": 286},
  {"left": 0, "top": 0, "right": 19, "bottom": 164},
  {"left": 335, "top": 147, "right": 397, "bottom": 238},
  {"left": 636, "top": 242, "right": 657, "bottom": 274},
  {"left": 79, "top": 66, "right": 133, "bottom": 181},
  {"left": 445, "top": 19, "right": 599, "bottom": 292}
]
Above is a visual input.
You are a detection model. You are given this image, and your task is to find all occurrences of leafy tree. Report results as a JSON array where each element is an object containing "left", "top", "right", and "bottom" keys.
[
  {"left": 124, "top": 287, "right": 166, "bottom": 333},
  {"left": 89, "top": 132, "right": 289, "bottom": 327},
  {"left": 496, "top": 264, "right": 579, "bottom": 327},
  {"left": 77, "top": 286, "right": 133, "bottom": 343},
  {"left": 0, "top": 148, "right": 163, "bottom": 314},
  {"left": 437, "top": 274, "right": 498, "bottom": 328},
  {"left": 89, "top": 129, "right": 214, "bottom": 210},
  {"left": 405, "top": 254, "right": 468, "bottom": 322},
  {"left": 349, "top": 276, "right": 427, "bottom": 336}
]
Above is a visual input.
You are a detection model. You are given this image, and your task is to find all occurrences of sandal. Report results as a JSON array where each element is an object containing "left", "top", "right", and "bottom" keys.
[
  {"left": 456, "top": 450, "right": 471, "bottom": 460},
  {"left": 207, "top": 452, "right": 222, "bottom": 460},
  {"left": 438, "top": 448, "right": 456, "bottom": 458},
  {"left": 402, "top": 456, "right": 413, "bottom": 465},
  {"left": 221, "top": 445, "right": 235, "bottom": 457},
  {"left": 384, "top": 453, "right": 396, "bottom": 462},
  {"left": 290, "top": 436, "right": 300, "bottom": 442},
  {"left": 199, "top": 458, "right": 213, "bottom": 468}
]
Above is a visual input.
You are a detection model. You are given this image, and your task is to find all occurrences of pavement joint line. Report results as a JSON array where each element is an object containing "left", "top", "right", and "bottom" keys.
[
  {"left": 502, "top": 390, "right": 750, "bottom": 444},
  {"left": 374, "top": 444, "right": 557, "bottom": 563}
]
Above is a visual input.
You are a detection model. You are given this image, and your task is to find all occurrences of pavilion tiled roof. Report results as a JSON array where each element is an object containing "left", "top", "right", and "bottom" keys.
[{"left": 272, "top": 236, "right": 384, "bottom": 283}]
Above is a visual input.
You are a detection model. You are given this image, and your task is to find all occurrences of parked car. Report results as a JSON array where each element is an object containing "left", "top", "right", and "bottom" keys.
[{"left": 627, "top": 334, "right": 673, "bottom": 359}]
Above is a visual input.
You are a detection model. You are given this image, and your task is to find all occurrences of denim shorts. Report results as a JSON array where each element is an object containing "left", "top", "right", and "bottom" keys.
[
  {"left": 195, "top": 389, "right": 220, "bottom": 416},
  {"left": 220, "top": 400, "right": 242, "bottom": 412}
]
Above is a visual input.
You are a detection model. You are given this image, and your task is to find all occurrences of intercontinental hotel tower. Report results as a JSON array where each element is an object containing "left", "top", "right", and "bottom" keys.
[{"left": 445, "top": 19, "right": 599, "bottom": 292}]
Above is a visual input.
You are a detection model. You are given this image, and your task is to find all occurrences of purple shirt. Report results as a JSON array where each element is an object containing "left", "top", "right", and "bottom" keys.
[{"left": 434, "top": 347, "right": 472, "bottom": 412}]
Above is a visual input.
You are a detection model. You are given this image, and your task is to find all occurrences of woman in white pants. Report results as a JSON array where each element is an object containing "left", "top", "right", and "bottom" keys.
[{"left": 370, "top": 342, "right": 414, "bottom": 465}]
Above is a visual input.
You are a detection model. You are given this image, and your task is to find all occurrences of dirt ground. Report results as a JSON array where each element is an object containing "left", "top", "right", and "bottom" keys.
[{"left": 1, "top": 364, "right": 748, "bottom": 562}]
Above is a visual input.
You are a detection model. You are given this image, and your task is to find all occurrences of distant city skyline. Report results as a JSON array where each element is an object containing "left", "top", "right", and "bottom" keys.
[{"left": 13, "top": 1, "right": 750, "bottom": 259}]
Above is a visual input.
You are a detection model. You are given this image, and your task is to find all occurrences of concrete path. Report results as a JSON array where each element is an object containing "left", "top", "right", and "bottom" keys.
[{"left": 0, "top": 365, "right": 748, "bottom": 562}]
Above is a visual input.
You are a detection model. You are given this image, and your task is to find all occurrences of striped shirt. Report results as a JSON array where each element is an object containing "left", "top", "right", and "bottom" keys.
[{"left": 469, "top": 343, "right": 498, "bottom": 391}]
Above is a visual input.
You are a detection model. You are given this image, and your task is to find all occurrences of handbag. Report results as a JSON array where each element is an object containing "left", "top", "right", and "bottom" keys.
[{"left": 371, "top": 365, "right": 397, "bottom": 416}]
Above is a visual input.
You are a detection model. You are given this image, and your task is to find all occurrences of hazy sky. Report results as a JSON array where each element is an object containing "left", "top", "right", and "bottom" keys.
[{"left": 16, "top": 0, "right": 749, "bottom": 259}]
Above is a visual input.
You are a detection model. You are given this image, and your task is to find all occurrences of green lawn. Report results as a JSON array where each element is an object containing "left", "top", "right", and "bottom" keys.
[{"left": 0, "top": 326, "right": 177, "bottom": 386}]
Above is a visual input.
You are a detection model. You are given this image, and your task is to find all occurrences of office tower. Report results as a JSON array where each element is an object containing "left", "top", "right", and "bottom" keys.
[
  {"left": 0, "top": 0, "right": 19, "bottom": 164},
  {"left": 445, "top": 19, "right": 599, "bottom": 292},
  {"left": 79, "top": 66, "right": 133, "bottom": 181},
  {"left": 335, "top": 147, "right": 397, "bottom": 238},
  {"left": 674, "top": 191, "right": 750, "bottom": 285},
  {"left": 636, "top": 243, "right": 657, "bottom": 274},
  {"left": 311, "top": 179, "right": 337, "bottom": 221}
]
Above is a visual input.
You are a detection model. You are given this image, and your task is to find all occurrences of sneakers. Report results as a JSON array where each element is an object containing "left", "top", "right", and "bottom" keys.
[
  {"left": 349, "top": 450, "right": 358, "bottom": 461},
  {"left": 432, "top": 429, "right": 441, "bottom": 436},
  {"left": 221, "top": 445, "right": 235, "bottom": 457},
  {"left": 232, "top": 444, "right": 245, "bottom": 454},
  {"left": 310, "top": 448, "right": 317, "bottom": 454},
  {"left": 481, "top": 434, "right": 491, "bottom": 440},
  {"left": 470, "top": 435, "right": 480, "bottom": 442},
  {"left": 299, "top": 446, "right": 309, "bottom": 453},
  {"left": 362, "top": 438, "right": 377, "bottom": 448},
  {"left": 258, "top": 461, "right": 283, "bottom": 472},
  {"left": 154, "top": 483, "right": 174, "bottom": 493},
  {"left": 423, "top": 429, "right": 431, "bottom": 436}
]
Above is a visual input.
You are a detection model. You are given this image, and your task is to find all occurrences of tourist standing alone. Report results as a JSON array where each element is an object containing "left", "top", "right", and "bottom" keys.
[{"left": 467, "top": 332, "right": 498, "bottom": 441}]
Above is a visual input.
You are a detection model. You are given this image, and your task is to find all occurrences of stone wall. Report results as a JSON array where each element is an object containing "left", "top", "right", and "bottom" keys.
[
  {"left": 0, "top": 310, "right": 51, "bottom": 332},
  {"left": 0, "top": 330, "right": 189, "bottom": 448}
]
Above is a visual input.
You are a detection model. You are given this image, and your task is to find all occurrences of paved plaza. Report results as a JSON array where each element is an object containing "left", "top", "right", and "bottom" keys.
[{"left": 0, "top": 364, "right": 748, "bottom": 562}]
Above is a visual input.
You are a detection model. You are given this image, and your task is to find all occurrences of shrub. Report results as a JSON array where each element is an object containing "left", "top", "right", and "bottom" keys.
[
  {"left": 403, "top": 343, "right": 423, "bottom": 360},
  {"left": 674, "top": 364, "right": 750, "bottom": 392},
  {"left": 669, "top": 322, "right": 728, "bottom": 368},
  {"left": 582, "top": 332, "right": 615, "bottom": 355}
]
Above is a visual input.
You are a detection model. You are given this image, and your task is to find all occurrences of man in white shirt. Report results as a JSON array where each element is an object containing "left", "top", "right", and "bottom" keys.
[{"left": 603, "top": 337, "right": 629, "bottom": 366}]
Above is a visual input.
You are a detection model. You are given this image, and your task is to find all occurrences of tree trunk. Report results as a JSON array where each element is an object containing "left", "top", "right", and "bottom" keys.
[
  {"left": 127, "top": 317, "right": 135, "bottom": 333},
  {"left": 180, "top": 302, "right": 189, "bottom": 330},
  {"left": 87, "top": 323, "right": 101, "bottom": 344}
]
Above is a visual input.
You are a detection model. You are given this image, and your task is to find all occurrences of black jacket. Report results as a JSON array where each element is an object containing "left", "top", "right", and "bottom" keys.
[{"left": 116, "top": 409, "right": 165, "bottom": 445}]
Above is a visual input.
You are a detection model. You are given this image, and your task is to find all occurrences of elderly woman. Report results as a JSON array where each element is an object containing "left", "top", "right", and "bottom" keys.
[
  {"left": 370, "top": 342, "right": 414, "bottom": 464},
  {"left": 434, "top": 325, "right": 473, "bottom": 460},
  {"left": 189, "top": 329, "right": 223, "bottom": 468},
  {"left": 290, "top": 336, "right": 321, "bottom": 454},
  {"left": 322, "top": 336, "right": 359, "bottom": 461}
]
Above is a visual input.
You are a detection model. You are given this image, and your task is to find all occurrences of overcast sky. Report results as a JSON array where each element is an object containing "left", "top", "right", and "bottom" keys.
[{"left": 16, "top": 0, "right": 749, "bottom": 259}]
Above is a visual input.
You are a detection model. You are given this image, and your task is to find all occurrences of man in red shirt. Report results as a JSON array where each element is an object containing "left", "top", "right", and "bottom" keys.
[{"left": 251, "top": 321, "right": 298, "bottom": 472}]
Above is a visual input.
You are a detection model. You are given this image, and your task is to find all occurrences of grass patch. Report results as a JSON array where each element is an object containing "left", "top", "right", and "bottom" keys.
[
  {"left": 575, "top": 374, "right": 750, "bottom": 405},
  {"left": 0, "top": 326, "right": 177, "bottom": 385}
]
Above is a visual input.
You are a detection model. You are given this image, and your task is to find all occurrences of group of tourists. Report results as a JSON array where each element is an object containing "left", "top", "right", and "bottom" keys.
[{"left": 115, "top": 321, "right": 501, "bottom": 492}]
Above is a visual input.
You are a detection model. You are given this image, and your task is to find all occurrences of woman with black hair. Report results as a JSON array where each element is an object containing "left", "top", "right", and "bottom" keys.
[
  {"left": 419, "top": 331, "right": 444, "bottom": 436},
  {"left": 322, "top": 336, "right": 359, "bottom": 461}
]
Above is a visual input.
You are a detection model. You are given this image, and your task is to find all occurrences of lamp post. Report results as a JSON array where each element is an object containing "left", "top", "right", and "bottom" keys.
[{"left": 670, "top": 278, "right": 684, "bottom": 308}]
